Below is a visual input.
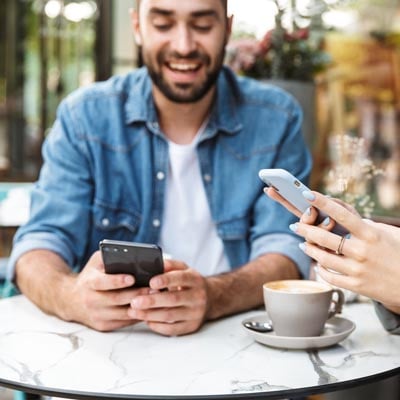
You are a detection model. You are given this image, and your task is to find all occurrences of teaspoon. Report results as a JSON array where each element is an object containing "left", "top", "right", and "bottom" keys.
[{"left": 243, "top": 320, "right": 273, "bottom": 333}]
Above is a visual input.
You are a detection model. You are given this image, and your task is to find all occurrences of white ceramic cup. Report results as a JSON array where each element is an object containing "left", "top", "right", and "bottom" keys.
[{"left": 263, "top": 280, "right": 344, "bottom": 337}]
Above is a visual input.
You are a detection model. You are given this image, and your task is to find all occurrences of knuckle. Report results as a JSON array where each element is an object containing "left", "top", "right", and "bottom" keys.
[
  {"left": 317, "top": 252, "right": 331, "bottom": 267},
  {"left": 169, "top": 291, "right": 180, "bottom": 304},
  {"left": 364, "top": 229, "right": 379, "bottom": 244},
  {"left": 195, "top": 289, "right": 207, "bottom": 307},
  {"left": 95, "top": 321, "right": 112, "bottom": 332},
  {"left": 109, "top": 291, "right": 121, "bottom": 304},
  {"left": 133, "top": 309, "right": 146, "bottom": 320},
  {"left": 152, "top": 322, "right": 175, "bottom": 337},
  {"left": 164, "top": 310, "right": 176, "bottom": 323},
  {"left": 353, "top": 243, "right": 368, "bottom": 262},
  {"left": 334, "top": 208, "right": 348, "bottom": 225},
  {"left": 141, "top": 296, "right": 153, "bottom": 307}
]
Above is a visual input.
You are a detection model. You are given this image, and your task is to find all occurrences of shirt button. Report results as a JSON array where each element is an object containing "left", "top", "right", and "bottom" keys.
[
  {"left": 102, "top": 218, "right": 110, "bottom": 227},
  {"left": 204, "top": 174, "right": 212, "bottom": 183},
  {"left": 156, "top": 171, "right": 165, "bottom": 180},
  {"left": 152, "top": 122, "right": 159, "bottom": 129},
  {"left": 152, "top": 219, "right": 161, "bottom": 228}
]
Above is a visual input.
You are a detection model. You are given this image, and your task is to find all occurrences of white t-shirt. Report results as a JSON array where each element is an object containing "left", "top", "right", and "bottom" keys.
[{"left": 159, "top": 129, "right": 230, "bottom": 277}]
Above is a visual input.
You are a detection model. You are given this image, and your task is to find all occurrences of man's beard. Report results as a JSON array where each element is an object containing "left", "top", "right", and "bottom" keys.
[{"left": 143, "top": 48, "right": 226, "bottom": 104}]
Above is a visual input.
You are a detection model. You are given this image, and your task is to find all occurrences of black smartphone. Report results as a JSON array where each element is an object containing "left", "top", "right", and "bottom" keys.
[{"left": 99, "top": 239, "right": 164, "bottom": 287}]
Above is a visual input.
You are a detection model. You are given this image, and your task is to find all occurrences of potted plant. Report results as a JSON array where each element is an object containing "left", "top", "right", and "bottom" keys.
[{"left": 226, "top": 0, "right": 332, "bottom": 146}]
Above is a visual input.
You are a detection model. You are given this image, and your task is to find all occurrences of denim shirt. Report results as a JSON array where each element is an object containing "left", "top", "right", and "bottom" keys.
[{"left": 7, "top": 66, "right": 312, "bottom": 281}]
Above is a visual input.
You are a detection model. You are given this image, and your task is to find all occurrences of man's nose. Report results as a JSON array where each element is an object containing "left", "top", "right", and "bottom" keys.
[{"left": 171, "top": 25, "right": 197, "bottom": 56}]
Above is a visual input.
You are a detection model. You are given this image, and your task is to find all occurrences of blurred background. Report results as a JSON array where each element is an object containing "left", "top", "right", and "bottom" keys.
[
  {"left": 1, "top": 0, "right": 399, "bottom": 222},
  {"left": 0, "top": 2, "right": 399, "bottom": 399}
]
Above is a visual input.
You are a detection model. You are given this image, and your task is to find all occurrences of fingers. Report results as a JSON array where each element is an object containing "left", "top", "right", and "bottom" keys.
[
  {"left": 293, "top": 222, "right": 359, "bottom": 260},
  {"left": 149, "top": 266, "right": 202, "bottom": 291},
  {"left": 266, "top": 187, "right": 337, "bottom": 233},
  {"left": 302, "top": 191, "right": 373, "bottom": 240},
  {"left": 90, "top": 304, "right": 135, "bottom": 322},
  {"left": 299, "top": 206, "right": 319, "bottom": 225},
  {"left": 128, "top": 268, "right": 207, "bottom": 336},
  {"left": 264, "top": 187, "right": 303, "bottom": 218},
  {"left": 299, "top": 242, "right": 358, "bottom": 276},
  {"left": 316, "top": 263, "right": 359, "bottom": 294},
  {"left": 83, "top": 251, "right": 135, "bottom": 291},
  {"left": 131, "top": 284, "right": 205, "bottom": 309},
  {"left": 146, "top": 320, "right": 201, "bottom": 336},
  {"left": 93, "top": 274, "right": 135, "bottom": 291},
  {"left": 163, "top": 259, "right": 188, "bottom": 273},
  {"left": 93, "top": 319, "right": 139, "bottom": 332}
]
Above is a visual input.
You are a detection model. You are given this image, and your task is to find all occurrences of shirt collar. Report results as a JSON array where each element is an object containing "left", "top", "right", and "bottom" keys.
[{"left": 124, "top": 66, "right": 242, "bottom": 136}]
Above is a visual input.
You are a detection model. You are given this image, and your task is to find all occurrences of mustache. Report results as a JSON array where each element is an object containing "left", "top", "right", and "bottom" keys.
[{"left": 159, "top": 50, "right": 209, "bottom": 64}]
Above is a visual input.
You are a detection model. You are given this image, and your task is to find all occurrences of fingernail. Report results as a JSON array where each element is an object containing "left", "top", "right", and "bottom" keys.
[
  {"left": 125, "top": 275, "right": 134, "bottom": 285},
  {"left": 322, "top": 217, "right": 330, "bottom": 226},
  {"left": 151, "top": 277, "right": 162, "bottom": 288},
  {"left": 289, "top": 223, "right": 298, "bottom": 232},
  {"left": 345, "top": 233, "right": 352, "bottom": 239},
  {"left": 131, "top": 298, "right": 139, "bottom": 308},
  {"left": 298, "top": 243, "right": 306, "bottom": 252},
  {"left": 306, "top": 207, "right": 312, "bottom": 216},
  {"left": 302, "top": 191, "right": 315, "bottom": 201}
]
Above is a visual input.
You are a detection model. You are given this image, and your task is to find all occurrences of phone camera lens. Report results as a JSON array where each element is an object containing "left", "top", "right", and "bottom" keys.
[
  {"left": 294, "top": 180, "right": 301, "bottom": 187},
  {"left": 113, "top": 248, "right": 118, "bottom": 252},
  {"left": 123, "top": 248, "right": 128, "bottom": 252}
]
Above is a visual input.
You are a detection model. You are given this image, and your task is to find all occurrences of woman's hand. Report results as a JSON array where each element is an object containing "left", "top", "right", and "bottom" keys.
[{"left": 289, "top": 191, "right": 400, "bottom": 312}]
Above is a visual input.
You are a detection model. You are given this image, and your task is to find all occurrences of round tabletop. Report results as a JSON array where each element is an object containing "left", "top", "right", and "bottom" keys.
[{"left": 0, "top": 295, "right": 399, "bottom": 400}]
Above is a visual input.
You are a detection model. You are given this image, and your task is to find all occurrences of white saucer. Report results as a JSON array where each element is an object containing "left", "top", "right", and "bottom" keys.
[{"left": 242, "top": 313, "right": 356, "bottom": 350}]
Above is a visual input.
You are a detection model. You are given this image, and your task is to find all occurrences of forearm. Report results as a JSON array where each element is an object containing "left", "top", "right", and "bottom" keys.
[
  {"left": 15, "top": 249, "right": 77, "bottom": 321},
  {"left": 204, "top": 253, "right": 300, "bottom": 321}
]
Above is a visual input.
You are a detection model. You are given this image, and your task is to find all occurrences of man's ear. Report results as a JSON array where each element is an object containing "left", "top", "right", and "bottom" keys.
[
  {"left": 130, "top": 8, "right": 142, "bottom": 46},
  {"left": 225, "top": 14, "right": 233, "bottom": 44}
]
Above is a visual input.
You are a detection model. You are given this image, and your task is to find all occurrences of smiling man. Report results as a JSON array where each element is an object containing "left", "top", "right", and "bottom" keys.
[{"left": 8, "top": 0, "right": 312, "bottom": 336}]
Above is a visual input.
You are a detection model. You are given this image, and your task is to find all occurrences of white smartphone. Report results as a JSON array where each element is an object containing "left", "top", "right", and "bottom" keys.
[{"left": 259, "top": 168, "right": 347, "bottom": 235}]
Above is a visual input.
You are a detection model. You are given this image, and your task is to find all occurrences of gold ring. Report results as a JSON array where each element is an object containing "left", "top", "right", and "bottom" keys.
[{"left": 336, "top": 235, "right": 346, "bottom": 256}]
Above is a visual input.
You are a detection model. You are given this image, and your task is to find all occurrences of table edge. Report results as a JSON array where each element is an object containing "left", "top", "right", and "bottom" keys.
[{"left": 1, "top": 367, "right": 399, "bottom": 400}]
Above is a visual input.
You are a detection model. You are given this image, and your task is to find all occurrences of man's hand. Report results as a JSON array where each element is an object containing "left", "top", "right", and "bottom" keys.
[
  {"left": 68, "top": 251, "right": 150, "bottom": 331},
  {"left": 127, "top": 253, "right": 299, "bottom": 336},
  {"left": 16, "top": 249, "right": 148, "bottom": 332},
  {"left": 127, "top": 259, "right": 208, "bottom": 336}
]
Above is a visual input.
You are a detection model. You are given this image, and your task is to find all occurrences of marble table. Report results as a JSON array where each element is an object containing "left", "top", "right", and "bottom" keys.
[{"left": 0, "top": 295, "right": 399, "bottom": 400}]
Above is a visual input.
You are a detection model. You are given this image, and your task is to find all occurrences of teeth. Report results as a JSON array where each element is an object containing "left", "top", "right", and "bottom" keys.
[{"left": 169, "top": 63, "right": 198, "bottom": 71}]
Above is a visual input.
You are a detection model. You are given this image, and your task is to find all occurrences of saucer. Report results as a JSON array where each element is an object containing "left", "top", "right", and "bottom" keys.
[{"left": 242, "top": 313, "right": 356, "bottom": 350}]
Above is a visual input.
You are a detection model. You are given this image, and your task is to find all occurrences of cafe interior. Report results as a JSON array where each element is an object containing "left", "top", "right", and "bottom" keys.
[{"left": 0, "top": 0, "right": 399, "bottom": 399}]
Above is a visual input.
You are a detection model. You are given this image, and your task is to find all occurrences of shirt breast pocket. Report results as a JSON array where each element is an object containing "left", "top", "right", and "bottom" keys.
[{"left": 92, "top": 202, "right": 141, "bottom": 244}]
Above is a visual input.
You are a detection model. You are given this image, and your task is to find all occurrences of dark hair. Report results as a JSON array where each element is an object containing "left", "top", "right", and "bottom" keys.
[{"left": 135, "top": 0, "right": 227, "bottom": 12}]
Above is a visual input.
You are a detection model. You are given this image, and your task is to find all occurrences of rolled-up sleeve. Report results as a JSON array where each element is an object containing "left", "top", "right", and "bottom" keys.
[
  {"left": 6, "top": 232, "right": 76, "bottom": 281},
  {"left": 373, "top": 301, "right": 400, "bottom": 334},
  {"left": 6, "top": 97, "right": 93, "bottom": 283},
  {"left": 249, "top": 94, "right": 312, "bottom": 279},
  {"left": 250, "top": 233, "right": 310, "bottom": 278}
]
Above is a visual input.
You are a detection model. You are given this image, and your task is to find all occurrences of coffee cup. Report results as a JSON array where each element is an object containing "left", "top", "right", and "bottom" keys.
[{"left": 263, "top": 280, "right": 344, "bottom": 337}]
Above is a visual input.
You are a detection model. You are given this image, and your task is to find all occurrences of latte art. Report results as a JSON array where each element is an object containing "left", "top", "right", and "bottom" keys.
[
  {"left": 265, "top": 280, "right": 329, "bottom": 294},
  {"left": 276, "top": 286, "right": 326, "bottom": 294}
]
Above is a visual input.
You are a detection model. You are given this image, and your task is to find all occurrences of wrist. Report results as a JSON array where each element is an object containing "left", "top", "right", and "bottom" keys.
[{"left": 52, "top": 270, "right": 78, "bottom": 322}]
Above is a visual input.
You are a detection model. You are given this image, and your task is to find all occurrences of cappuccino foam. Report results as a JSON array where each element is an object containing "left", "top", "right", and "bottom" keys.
[{"left": 265, "top": 280, "right": 328, "bottom": 294}]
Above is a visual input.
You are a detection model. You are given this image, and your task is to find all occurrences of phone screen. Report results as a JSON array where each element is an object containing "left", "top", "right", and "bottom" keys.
[{"left": 100, "top": 240, "right": 164, "bottom": 287}]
